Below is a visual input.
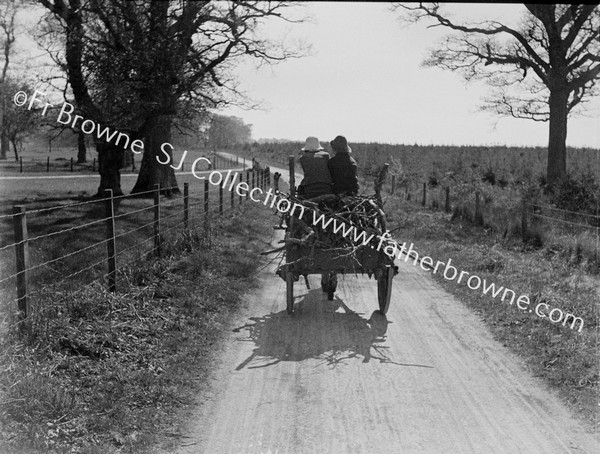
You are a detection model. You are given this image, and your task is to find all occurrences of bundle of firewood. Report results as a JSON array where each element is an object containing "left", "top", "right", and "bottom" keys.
[{"left": 280, "top": 193, "right": 387, "bottom": 250}]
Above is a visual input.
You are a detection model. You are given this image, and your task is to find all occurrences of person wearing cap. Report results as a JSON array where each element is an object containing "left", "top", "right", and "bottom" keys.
[
  {"left": 328, "top": 135, "right": 359, "bottom": 196},
  {"left": 297, "top": 136, "right": 333, "bottom": 199}
]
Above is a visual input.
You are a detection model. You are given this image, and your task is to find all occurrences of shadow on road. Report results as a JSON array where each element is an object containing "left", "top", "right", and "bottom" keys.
[{"left": 233, "top": 289, "right": 432, "bottom": 370}]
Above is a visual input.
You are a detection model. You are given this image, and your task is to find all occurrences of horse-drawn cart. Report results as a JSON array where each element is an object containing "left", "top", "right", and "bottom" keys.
[{"left": 277, "top": 157, "right": 397, "bottom": 315}]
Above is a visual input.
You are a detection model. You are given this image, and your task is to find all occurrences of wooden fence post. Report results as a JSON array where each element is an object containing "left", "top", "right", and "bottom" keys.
[
  {"left": 104, "top": 190, "right": 117, "bottom": 292},
  {"left": 46, "top": 156, "right": 50, "bottom": 173},
  {"left": 252, "top": 170, "right": 255, "bottom": 189},
  {"left": 70, "top": 157, "right": 73, "bottom": 172},
  {"left": 230, "top": 178, "right": 235, "bottom": 210},
  {"left": 19, "top": 157, "right": 23, "bottom": 173},
  {"left": 521, "top": 199, "right": 528, "bottom": 240},
  {"left": 421, "top": 182, "right": 426, "bottom": 206},
  {"left": 391, "top": 175, "right": 396, "bottom": 194},
  {"left": 153, "top": 184, "right": 161, "bottom": 256},
  {"left": 204, "top": 179, "right": 209, "bottom": 214},
  {"left": 475, "top": 191, "right": 483, "bottom": 225},
  {"left": 405, "top": 185, "right": 410, "bottom": 201},
  {"left": 445, "top": 187, "right": 450, "bottom": 213},
  {"left": 219, "top": 183, "right": 224, "bottom": 215},
  {"left": 183, "top": 182, "right": 189, "bottom": 231},
  {"left": 13, "top": 206, "right": 29, "bottom": 332}
]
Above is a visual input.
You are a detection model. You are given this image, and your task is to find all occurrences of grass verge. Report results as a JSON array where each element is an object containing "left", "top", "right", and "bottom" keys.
[
  {"left": 0, "top": 201, "right": 273, "bottom": 454},
  {"left": 383, "top": 194, "right": 599, "bottom": 428}
]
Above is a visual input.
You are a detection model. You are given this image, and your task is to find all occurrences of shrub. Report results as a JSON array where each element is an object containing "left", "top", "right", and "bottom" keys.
[
  {"left": 549, "top": 172, "right": 599, "bottom": 219},
  {"left": 428, "top": 172, "right": 439, "bottom": 187},
  {"left": 482, "top": 167, "right": 496, "bottom": 185}
]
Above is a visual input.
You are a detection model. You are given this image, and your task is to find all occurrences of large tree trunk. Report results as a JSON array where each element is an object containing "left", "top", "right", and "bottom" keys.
[
  {"left": 0, "top": 130, "right": 9, "bottom": 160},
  {"left": 95, "top": 141, "right": 123, "bottom": 197},
  {"left": 546, "top": 88, "right": 569, "bottom": 185},
  {"left": 77, "top": 130, "right": 87, "bottom": 163},
  {"left": 131, "top": 115, "right": 179, "bottom": 195},
  {"left": 11, "top": 139, "right": 18, "bottom": 161}
]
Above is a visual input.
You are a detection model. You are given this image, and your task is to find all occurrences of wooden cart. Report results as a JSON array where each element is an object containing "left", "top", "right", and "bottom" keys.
[{"left": 279, "top": 157, "right": 396, "bottom": 315}]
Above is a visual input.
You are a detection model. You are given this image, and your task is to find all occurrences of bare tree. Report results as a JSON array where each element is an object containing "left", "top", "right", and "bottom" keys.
[
  {"left": 40, "top": 0, "right": 306, "bottom": 196},
  {"left": 394, "top": 3, "right": 600, "bottom": 185},
  {"left": 0, "top": 0, "right": 18, "bottom": 159},
  {"left": 0, "top": 79, "right": 39, "bottom": 160}
]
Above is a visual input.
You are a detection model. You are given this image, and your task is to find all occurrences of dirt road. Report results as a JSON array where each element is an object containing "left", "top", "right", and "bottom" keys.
[
  {"left": 172, "top": 155, "right": 598, "bottom": 453},
  {"left": 173, "top": 239, "right": 598, "bottom": 453}
]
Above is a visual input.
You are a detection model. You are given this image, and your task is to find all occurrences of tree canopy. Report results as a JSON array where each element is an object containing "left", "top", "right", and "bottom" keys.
[{"left": 39, "top": 0, "right": 305, "bottom": 195}]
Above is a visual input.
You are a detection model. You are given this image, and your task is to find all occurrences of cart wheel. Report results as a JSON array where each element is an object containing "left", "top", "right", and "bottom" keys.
[
  {"left": 377, "top": 267, "right": 394, "bottom": 314},
  {"left": 286, "top": 272, "right": 294, "bottom": 314}
]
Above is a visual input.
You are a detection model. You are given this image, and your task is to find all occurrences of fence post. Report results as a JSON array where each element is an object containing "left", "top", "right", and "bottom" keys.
[
  {"left": 421, "top": 182, "right": 426, "bottom": 206},
  {"left": 19, "top": 157, "right": 22, "bottom": 173},
  {"left": 475, "top": 191, "right": 483, "bottom": 225},
  {"left": 238, "top": 173, "right": 243, "bottom": 205},
  {"left": 219, "top": 182, "right": 224, "bottom": 215},
  {"left": 153, "top": 184, "right": 161, "bottom": 257},
  {"left": 46, "top": 156, "right": 50, "bottom": 173},
  {"left": 391, "top": 175, "right": 396, "bottom": 194},
  {"left": 405, "top": 185, "right": 410, "bottom": 201},
  {"left": 445, "top": 187, "right": 450, "bottom": 213},
  {"left": 13, "top": 206, "right": 29, "bottom": 333},
  {"left": 230, "top": 178, "right": 235, "bottom": 210},
  {"left": 521, "top": 199, "right": 528, "bottom": 240},
  {"left": 183, "top": 182, "right": 189, "bottom": 231},
  {"left": 70, "top": 157, "right": 73, "bottom": 172},
  {"left": 204, "top": 179, "right": 209, "bottom": 214},
  {"left": 104, "top": 190, "right": 117, "bottom": 292},
  {"left": 252, "top": 170, "right": 255, "bottom": 189}
]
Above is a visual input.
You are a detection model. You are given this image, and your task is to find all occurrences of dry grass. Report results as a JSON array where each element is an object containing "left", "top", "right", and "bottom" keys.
[
  {"left": 0, "top": 202, "right": 273, "bottom": 454},
  {"left": 381, "top": 192, "right": 599, "bottom": 427}
]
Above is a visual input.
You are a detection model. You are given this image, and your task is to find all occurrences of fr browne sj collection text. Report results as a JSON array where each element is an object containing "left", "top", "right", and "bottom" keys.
[{"left": 13, "top": 89, "right": 207, "bottom": 171}]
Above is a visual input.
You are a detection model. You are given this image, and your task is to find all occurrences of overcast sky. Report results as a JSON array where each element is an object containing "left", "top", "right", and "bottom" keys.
[{"left": 222, "top": 2, "right": 599, "bottom": 148}]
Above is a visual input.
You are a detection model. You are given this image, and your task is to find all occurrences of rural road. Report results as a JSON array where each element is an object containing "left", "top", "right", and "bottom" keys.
[{"left": 173, "top": 156, "right": 599, "bottom": 454}]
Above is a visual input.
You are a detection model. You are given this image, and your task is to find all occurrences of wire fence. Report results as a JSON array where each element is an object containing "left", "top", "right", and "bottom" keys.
[
  {"left": 0, "top": 151, "right": 240, "bottom": 174},
  {"left": 0, "top": 166, "right": 272, "bottom": 334},
  {"left": 385, "top": 175, "right": 600, "bottom": 243}
]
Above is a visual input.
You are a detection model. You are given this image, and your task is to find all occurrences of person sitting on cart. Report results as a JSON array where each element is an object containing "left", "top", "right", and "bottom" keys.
[
  {"left": 297, "top": 136, "right": 333, "bottom": 199},
  {"left": 328, "top": 135, "right": 359, "bottom": 197}
]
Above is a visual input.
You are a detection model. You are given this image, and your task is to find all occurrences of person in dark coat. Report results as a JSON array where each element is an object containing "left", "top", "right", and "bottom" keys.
[
  {"left": 297, "top": 136, "right": 333, "bottom": 199},
  {"left": 328, "top": 135, "right": 359, "bottom": 196}
]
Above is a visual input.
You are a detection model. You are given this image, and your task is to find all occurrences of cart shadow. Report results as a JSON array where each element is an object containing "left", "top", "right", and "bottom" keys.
[{"left": 233, "top": 289, "right": 432, "bottom": 370}]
